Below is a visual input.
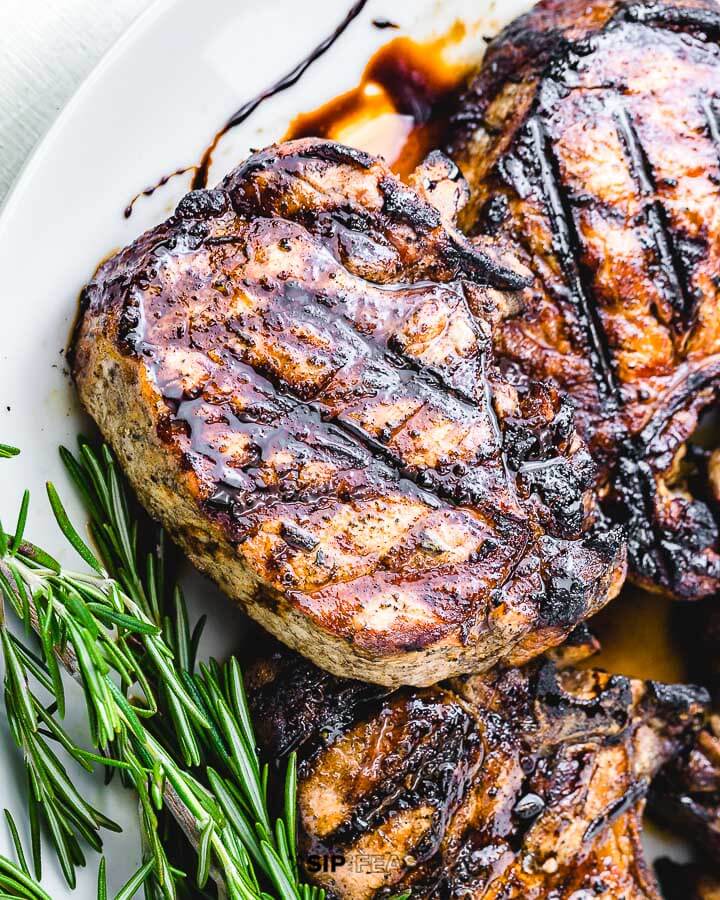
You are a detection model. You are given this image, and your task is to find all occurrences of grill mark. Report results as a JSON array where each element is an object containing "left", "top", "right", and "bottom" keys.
[
  {"left": 273, "top": 322, "right": 519, "bottom": 506},
  {"left": 310, "top": 696, "right": 481, "bottom": 850},
  {"left": 636, "top": 356, "right": 720, "bottom": 452},
  {"left": 527, "top": 116, "right": 619, "bottom": 409},
  {"left": 168, "top": 373, "right": 446, "bottom": 520},
  {"left": 216, "top": 281, "right": 508, "bottom": 501},
  {"left": 273, "top": 277, "right": 487, "bottom": 410},
  {"left": 614, "top": 105, "right": 696, "bottom": 331},
  {"left": 527, "top": 118, "right": 680, "bottom": 587},
  {"left": 260, "top": 279, "right": 525, "bottom": 513}
]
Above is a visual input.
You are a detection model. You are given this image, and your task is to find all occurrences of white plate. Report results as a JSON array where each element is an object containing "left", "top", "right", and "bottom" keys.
[{"left": 0, "top": 0, "right": 691, "bottom": 896}]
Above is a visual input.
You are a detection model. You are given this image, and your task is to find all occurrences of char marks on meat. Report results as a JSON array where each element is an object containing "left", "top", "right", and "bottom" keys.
[
  {"left": 447, "top": 0, "right": 720, "bottom": 599},
  {"left": 72, "top": 139, "right": 624, "bottom": 686},
  {"left": 246, "top": 640, "right": 708, "bottom": 899}
]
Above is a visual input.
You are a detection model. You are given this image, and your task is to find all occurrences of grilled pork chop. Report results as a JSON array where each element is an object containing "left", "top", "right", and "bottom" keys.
[
  {"left": 447, "top": 0, "right": 720, "bottom": 599},
  {"left": 72, "top": 139, "right": 624, "bottom": 687},
  {"left": 246, "top": 641, "right": 708, "bottom": 899}
]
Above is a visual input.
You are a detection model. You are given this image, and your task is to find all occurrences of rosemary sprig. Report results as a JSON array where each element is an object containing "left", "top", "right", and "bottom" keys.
[
  {"left": 1, "top": 624, "right": 122, "bottom": 887},
  {"left": 0, "top": 853, "right": 51, "bottom": 900},
  {"left": 62, "top": 442, "right": 323, "bottom": 900},
  {"left": 0, "top": 442, "right": 325, "bottom": 900},
  {"left": 0, "top": 810, "right": 51, "bottom": 900}
]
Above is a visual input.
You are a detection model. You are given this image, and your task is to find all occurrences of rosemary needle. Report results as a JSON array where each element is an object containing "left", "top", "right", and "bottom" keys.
[{"left": 0, "top": 442, "right": 329, "bottom": 900}]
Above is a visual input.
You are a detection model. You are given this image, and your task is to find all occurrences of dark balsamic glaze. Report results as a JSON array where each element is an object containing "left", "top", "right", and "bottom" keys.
[
  {"left": 284, "top": 27, "right": 469, "bottom": 179},
  {"left": 124, "top": 166, "right": 192, "bottom": 219},
  {"left": 124, "top": 0, "right": 369, "bottom": 217},
  {"left": 372, "top": 18, "right": 400, "bottom": 30},
  {"left": 191, "top": 0, "right": 370, "bottom": 191}
]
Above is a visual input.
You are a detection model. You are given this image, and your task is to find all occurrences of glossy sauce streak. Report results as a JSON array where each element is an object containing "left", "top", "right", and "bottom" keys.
[
  {"left": 284, "top": 24, "right": 470, "bottom": 179},
  {"left": 124, "top": 0, "right": 369, "bottom": 217},
  {"left": 124, "top": 166, "right": 192, "bottom": 219},
  {"left": 191, "top": 0, "right": 370, "bottom": 191}
]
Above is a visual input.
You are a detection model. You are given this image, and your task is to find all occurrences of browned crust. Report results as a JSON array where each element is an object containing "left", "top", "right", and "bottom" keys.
[{"left": 72, "top": 139, "right": 625, "bottom": 687}]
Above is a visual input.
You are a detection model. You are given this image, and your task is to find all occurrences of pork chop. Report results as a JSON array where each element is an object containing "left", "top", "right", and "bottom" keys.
[
  {"left": 72, "top": 139, "right": 624, "bottom": 686},
  {"left": 447, "top": 0, "right": 720, "bottom": 599},
  {"left": 246, "top": 640, "right": 709, "bottom": 899}
]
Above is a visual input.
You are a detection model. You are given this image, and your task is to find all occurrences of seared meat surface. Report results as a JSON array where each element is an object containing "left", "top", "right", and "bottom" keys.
[
  {"left": 247, "top": 641, "right": 708, "bottom": 899},
  {"left": 72, "top": 139, "right": 624, "bottom": 686},
  {"left": 447, "top": 0, "right": 720, "bottom": 599},
  {"left": 651, "top": 719, "right": 720, "bottom": 863}
]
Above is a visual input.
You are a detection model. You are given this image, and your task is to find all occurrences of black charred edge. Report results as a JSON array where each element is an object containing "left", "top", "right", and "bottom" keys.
[
  {"left": 523, "top": 116, "right": 620, "bottom": 407},
  {"left": 66, "top": 285, "right": 93, "bottom": 372},
  {"left": 320, "top": 695, "right": 482, "bottom": 851},
  {"left": 614, "top": 104, "right": 696, "bottom": 331},
  {"left": 296, "top": 141, "right": 376, "bottom": 170},
  {"left": 622, "top": 2, "right": 720, "bottom": 41},
  {"left": 228, "top": 141, "right": 529, "bottom": 294},
  {"left": 378, "top": 174, "right": 442, "bottom": 231},
  {"left": 175, "top": 189, "right": 229, "bottom": 220},
  {"left": 378, "top": 174, "right": 530, "bottom": 292},
  {"left": 533, "top": 660, "right": 635, "bottom": 728},
  {"left": 538, "top": 524, "right": 625, "bottom": 628},
  {"left": 586, "top": 520, "right": 626, "bottom": 561},
  {"left": 226, "top": 141, "right": 376, "bottom": 189},
  {"left": 646, "top": 680, "right": 710, "bottom": 716},
  {"left": 446, "top": 237, "right": 531, "bottom": 292},
  {"left": 246, "top": 646, "right": 390, "bottom": 759}
]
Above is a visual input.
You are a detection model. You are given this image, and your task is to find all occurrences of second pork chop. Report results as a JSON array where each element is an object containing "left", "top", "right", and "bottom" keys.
[{"left": 447, "top": 0, "right": 720, "bottom": 599}]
